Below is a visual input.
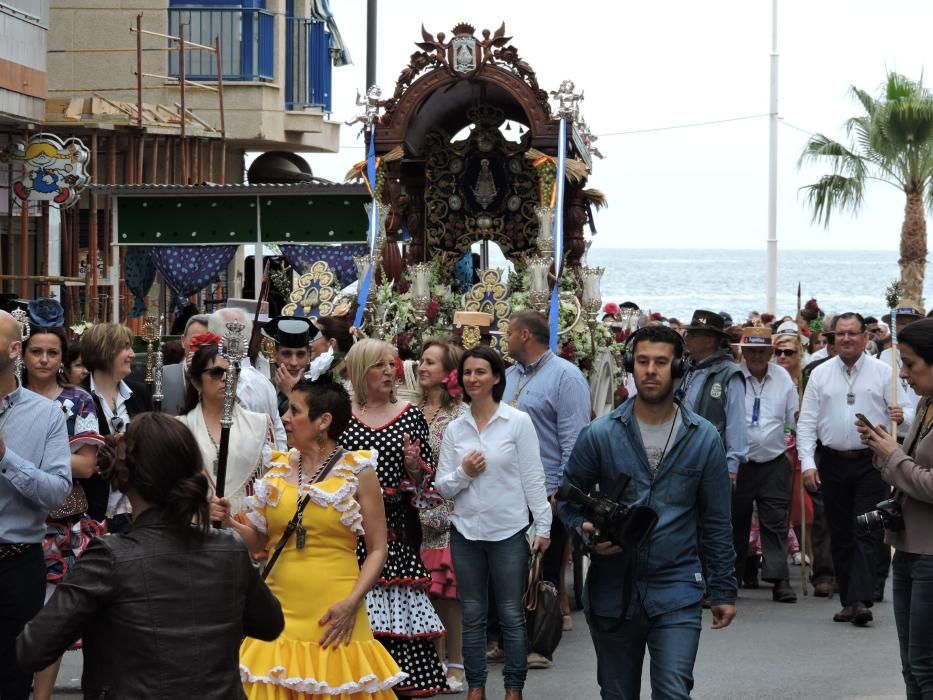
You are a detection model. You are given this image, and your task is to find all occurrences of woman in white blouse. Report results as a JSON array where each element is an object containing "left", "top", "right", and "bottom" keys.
[
  {"left": 436, "top": 345, "right": 551, "bottom": 700},
  {"left": 177, "top": 334, "right": 274, "bottom": 515}
]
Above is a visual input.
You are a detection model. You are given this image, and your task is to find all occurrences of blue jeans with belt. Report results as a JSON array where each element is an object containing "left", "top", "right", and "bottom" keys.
[
  {"left": 586, "top": 600, "right": 702, "bottom": 700},
  {"left": 450, "top": 526, "right": 529, "bottom": 691},
  {"left": 893, "top": 550, "right": 933, "bottom": 699}
]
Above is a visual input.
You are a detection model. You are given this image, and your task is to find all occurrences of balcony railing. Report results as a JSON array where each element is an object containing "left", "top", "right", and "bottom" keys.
[
  {"left": 168, "top": 6, "right": 274, "bottom": 81},
  {"left": 285, "top": 15, "right": 332, "bottom": 112}
]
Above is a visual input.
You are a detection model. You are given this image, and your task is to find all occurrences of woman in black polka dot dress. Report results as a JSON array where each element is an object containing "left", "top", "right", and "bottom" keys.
[{"left": 341, "top": 339, "right": 448, "bottom": 697}]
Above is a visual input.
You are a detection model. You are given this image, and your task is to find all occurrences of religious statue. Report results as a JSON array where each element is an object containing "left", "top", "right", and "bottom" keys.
[
  {"left": 550, "top": 79, "right": 583, "bottom": 121},
  {"left": 345, "top": 85, "right": 384, "bottom": 132},
  {"left": 472, "top": 159, "right": 497, "bottom": 209}
]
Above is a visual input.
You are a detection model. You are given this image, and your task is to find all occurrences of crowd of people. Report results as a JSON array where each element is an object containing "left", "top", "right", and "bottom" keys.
[{"left": 1, "top": 293, "right": 933, "bottom": 700}]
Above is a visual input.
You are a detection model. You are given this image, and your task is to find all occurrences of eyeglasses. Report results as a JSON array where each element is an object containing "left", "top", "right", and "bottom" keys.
[
  {"left": 204, "top": 367, "right": 228, "bottom": 380},
  {"left": 773, "top": 349, "right": 797, "bottom": 357}
]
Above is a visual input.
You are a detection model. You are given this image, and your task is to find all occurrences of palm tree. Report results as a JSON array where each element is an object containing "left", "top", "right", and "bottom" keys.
[{"left": 799, "top": 72, "right": 933, "bottom": 301}]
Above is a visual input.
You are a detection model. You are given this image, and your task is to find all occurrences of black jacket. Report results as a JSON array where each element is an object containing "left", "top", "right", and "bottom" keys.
[
  {"left": 16, "top": 509, "right": 283, "bottom": 699},
  {"left": 81, "top": 377, "right": 153, "bottom": 521}
]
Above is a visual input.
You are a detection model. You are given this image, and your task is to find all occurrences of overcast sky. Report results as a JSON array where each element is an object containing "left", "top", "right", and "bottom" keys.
[{"left": 307, "top": 0, "right": 933, "bottom": 251}]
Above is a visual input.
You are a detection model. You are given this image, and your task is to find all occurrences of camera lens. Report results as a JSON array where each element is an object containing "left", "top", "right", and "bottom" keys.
[{"left": 855, "top": 510, "right": 884, "bottom": 534}]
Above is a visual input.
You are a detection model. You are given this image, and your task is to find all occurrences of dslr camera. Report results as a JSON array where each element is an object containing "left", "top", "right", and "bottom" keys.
[
  {"left": 856, "top": 497, "right": 904, "bottom": 534},
  {"left": 558, "top": 474, "right": 658, "bottom": 551}
]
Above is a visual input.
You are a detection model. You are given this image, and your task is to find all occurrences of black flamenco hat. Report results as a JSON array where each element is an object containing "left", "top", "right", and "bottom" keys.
[
  {"left": 682, "top": 309, "right": 728, "bottom": 335},
  {"left": 262, "top": 316, "right": 316, "bottom": 348}
]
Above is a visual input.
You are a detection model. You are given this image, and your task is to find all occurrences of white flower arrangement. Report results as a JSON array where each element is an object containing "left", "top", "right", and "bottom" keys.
[
  {"left": 304, "top": 347, "right": 335, "bottom": 382},
  {"left": 69, "top": 321, "right": 94, "bottom": 338}
]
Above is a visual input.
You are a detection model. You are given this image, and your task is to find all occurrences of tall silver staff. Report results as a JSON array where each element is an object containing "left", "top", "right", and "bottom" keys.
[
  {"left": 213, "top": 319, "right": 246, "bottom": 527},
  {"left": 11, "top": 309, "right": 29, "bottom": 384},
  {"left": 152, "top": 315, "right": 165, "bottom": 412}
]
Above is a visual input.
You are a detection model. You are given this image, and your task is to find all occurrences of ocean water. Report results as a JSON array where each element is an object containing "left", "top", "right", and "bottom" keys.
[{"left": 487, "top": 248, "right": 931, "bottom": 323}]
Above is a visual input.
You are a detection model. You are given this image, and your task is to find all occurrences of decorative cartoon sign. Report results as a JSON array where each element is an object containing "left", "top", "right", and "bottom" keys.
[{"left": 2, "top": 133, "right": 91, "bottom": 208}]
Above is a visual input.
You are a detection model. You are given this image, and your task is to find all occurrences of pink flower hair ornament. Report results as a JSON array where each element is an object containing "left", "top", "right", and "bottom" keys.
[{"left": 441, "top": 369, "right": 462, "bottom": 399}]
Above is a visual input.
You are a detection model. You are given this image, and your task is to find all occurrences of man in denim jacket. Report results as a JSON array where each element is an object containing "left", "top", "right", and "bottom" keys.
[{"left": 557, "top": 325, "right": 737, "bottom": 700}]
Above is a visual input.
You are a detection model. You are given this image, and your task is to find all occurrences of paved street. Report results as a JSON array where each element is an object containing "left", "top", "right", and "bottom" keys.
[{"left": 50, "top": 574, "right": 905, "bottom": 699}]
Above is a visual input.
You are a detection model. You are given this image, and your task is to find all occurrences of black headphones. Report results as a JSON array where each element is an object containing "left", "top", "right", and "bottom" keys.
[{"left": 623, "top": 326, "right": 686, "bottom": 379}]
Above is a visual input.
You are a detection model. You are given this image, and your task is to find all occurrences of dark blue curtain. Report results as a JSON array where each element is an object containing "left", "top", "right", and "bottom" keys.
[
  {"left": 148, "top": 245, "right": 237, "bottom": 310},
  {"left": 279, "top": 244, "right": 368, "bottom": 287}
]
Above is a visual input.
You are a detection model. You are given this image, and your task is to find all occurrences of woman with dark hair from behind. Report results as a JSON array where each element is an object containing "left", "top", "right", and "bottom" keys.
[
  {"left": 16, "top": 413, "right": 284, "bottom": 699},
  {"left": 859, "top": 318, "right": 933, "bottom": 699}
]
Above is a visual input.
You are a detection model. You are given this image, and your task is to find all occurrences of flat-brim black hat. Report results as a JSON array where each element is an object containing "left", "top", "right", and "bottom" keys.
[
  {"left": 262, "top": 316, "right": 315, "bottom": 348},
  {"left": 682, "top": 309, "right": 728, "bottom": 335}
]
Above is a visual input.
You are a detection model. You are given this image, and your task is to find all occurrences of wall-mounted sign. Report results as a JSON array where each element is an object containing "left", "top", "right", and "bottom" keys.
[{"left": 2, "top": 133, "right": 91, "bottom": 208}]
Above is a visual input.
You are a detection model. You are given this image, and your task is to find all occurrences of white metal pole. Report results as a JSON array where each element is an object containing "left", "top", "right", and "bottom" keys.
[
  {"left": 766, "top": 0, "right": 779, "bottom": 315},
  {"left": 111, "top": 198, "right": 120, "bottom": 322},
  {"left": 48, "top": 205, "right": 61, "bottom": 300}
]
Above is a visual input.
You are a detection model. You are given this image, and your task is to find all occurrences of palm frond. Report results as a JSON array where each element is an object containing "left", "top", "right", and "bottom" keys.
[
  {"left": 849, "top": 86, "right": 878, "bottom": 119},
  {"left": 797, "top": 134, "right": 867, "bottom": 180},
  {"left": 886, "top": 72, "right": 922, "bottom": 103},
  {"left": 799, "top": 175, "right": 864, "bottom": 227},
  {"left": 581, "top": 188, "right": 607, "bottom": 209}
]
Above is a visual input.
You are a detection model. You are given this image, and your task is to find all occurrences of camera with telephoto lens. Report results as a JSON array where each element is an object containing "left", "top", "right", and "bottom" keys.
[
  {"left": 558, "top": 475, "right": 659, "bottom": 551},
  {"left": 856, "top": 497, "right": 904, "bottom": 534}
]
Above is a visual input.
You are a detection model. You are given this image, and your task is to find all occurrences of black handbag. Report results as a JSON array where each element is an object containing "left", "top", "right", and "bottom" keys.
[{"left": 523, "top": 552, "right": 563, "bottom": 657}]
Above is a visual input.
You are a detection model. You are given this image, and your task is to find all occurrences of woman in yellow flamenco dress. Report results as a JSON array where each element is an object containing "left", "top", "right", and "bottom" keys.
[{"left": 219, "top": 368, "right": 406, "bottom": 699}]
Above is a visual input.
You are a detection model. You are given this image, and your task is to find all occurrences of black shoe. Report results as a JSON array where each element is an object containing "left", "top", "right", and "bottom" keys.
[
  {"left": 772, "top": 580, "right": 797, "bottom": 603},
  {"left": 852, "top": 603, "right": 873, "bottom": 626},
  {"left": 833, "top": 605, "right": 855, "bottom": 622},
  {"left": 813, "top": 580, "right": 833, "bottom": 598},
  {"left": 873, "top": 585, "right": 885, "bottom": 603}
]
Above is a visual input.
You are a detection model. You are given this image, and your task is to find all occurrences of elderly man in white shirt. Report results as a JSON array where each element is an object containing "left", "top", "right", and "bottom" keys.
[
  {"left": 733, "top": 327, "right": 800, "bottom": 603},
  {"left": 208, "top": 309, "right": 286, "bottom": 450},
  {"left": 798, "top": 312, "right": 906, "bottom": 626}
]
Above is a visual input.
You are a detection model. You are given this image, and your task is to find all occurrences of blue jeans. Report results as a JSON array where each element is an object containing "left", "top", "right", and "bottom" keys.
[
  {"left": 586, "top": 601, "right": 702, "bottom": 699},
  {"left": 893, "top": 550, "right": 933, "bottom": 699},
  {"left": 451, "top": 526, "right": 529, "bottom": 690}
]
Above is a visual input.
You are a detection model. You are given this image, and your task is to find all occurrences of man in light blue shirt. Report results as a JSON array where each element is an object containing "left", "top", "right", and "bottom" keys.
[
  {"left": 502, "top": 310, "right": 591, "bottom": 666},
  {"left": 0, "top": 310, "right": 71, "bottom": 698}
]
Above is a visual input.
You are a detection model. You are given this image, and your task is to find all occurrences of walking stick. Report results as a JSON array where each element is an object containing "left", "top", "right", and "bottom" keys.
[
  {"left": 796, "top": 283, "right": 809, "bottom": 596},
  {"left": 886, "top": 281, "right": 904, "bottom": 436},
  {"left": 213, "top": 319, "right": 246, "bottom": 528}
]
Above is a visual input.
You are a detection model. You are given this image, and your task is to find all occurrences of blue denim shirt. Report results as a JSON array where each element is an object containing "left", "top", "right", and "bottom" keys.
[{"left": 557, "top": 398, "right": 736, "bottom": 619}]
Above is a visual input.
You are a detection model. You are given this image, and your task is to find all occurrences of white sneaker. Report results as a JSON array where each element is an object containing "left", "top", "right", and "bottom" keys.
[{"left": 527, "top": 652, "right": 551, "bottom": 669}]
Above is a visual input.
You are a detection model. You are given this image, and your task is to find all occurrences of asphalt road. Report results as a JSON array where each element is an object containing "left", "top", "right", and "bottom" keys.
[{"left": 49, "top": 573, "right": 906, "bottom": 699}]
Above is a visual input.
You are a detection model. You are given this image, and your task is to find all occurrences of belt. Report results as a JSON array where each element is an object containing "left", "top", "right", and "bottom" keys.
[
  {"left": 822, "top": 447, "right": 871, "bottom": 460},
  {"left": 0, "top": 542, "right": 36, "bottom": 561}
]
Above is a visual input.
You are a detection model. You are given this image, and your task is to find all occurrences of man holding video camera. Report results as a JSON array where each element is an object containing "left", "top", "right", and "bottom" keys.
[{"left": 557, "top": 325, "right": 736, "bottom": 700}]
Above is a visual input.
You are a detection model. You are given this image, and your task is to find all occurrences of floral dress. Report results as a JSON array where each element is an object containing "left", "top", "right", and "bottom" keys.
[
  {"left": 43, "top": 386, "right": 105, "bottom": 600},
  {"left": 340, "top": 402, "right": 448, "bottom": 697},
  {"left": 420, "top": 401, "right": 467, "bottom": 600}
]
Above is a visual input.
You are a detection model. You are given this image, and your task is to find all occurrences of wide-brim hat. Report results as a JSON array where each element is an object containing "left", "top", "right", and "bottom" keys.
[
  {"left": 774, "top": 320, "right": 809, "bottom": 347},
  {"left": 740, "top": 326, "right": 773, "bottom": 348},
  {"left": 262, "top": 316, "right": 314, "bottom": 348},
  {"left": 882, "top": 298, "right": 926, "bottom": 324},
  {"left": 683, "top": 309, "right": 727, "bottom": 335}
]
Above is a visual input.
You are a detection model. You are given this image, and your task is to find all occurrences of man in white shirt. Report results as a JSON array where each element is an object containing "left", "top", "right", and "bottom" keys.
[
  {"left": 208, "top": 309, "right": 286, "bottom": 450},
  {"left": 798, "top": 312, "right": 905, "bottom": 626},
  {"left": 733, "top": 327, "right": 800, "bottom": 603}
]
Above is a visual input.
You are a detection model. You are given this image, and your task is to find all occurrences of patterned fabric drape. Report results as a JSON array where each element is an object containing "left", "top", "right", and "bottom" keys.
[
  {"left": 125, "top": 247, "right": 157, "bottom": 319},
  {"left": 148, "top": 246, "right": 237, "bottom": 310},
  {"left": 279, "top": 244, "right": 368, "bottom": 287}
]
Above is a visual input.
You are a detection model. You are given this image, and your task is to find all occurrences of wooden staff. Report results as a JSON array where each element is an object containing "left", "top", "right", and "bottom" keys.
[
  {"left": 796, "top": 283, "right": 809, "bottom": 596},
  {"left": 213, "top": 319, "right": 246, "bottom": 527}
]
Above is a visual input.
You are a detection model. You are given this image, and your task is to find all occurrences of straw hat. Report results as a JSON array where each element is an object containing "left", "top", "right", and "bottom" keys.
[{"left": 739, "top": 326, "right": 773, "bottom": 348}]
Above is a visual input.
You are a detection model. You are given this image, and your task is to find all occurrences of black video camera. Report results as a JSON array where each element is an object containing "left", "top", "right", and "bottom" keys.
[
  {"left": 558, "top": 475, "right": 659, "bottom": 551},
  {"left": 856, "top": 497, "right": 904, "bottom": 534}
]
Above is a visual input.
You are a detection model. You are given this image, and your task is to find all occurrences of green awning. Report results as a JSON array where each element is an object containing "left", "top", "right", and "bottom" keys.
[{"left": 105, "top": 184, "right": 371, "bottom": 245}]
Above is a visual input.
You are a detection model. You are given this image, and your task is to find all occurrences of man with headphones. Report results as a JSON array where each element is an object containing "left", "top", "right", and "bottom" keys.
[{"left": 557, "top": 325, "right": 736, "bottom": 700}]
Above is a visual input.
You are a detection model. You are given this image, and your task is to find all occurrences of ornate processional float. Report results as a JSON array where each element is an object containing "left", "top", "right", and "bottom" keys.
[{"left": 280, "top": 22, "right": 623, "bottom": 416}]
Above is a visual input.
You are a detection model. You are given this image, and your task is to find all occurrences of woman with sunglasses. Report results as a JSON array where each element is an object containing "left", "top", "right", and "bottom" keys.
[
  {"left": 178, "top": 334, "right": 275, "bottom": 515},
  {"left": 80, "top": 322, "right": 151, "bottom": 532},
  {"left": 19, "top": 299, "right": 105, "bottom": 700}
]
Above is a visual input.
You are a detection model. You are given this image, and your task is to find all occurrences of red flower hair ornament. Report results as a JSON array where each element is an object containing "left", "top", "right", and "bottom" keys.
[
  {"left": 189, "top": 332, "right": 222, "bottom": 353},
  {"left": 441, "top": 369, "right": 462, "bottom": 399}
]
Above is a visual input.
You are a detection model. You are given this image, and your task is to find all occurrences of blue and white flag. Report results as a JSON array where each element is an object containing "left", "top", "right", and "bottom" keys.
[
  {"left": 354, "top": 129, "right": 378, "bottom": 328},
  {"left": 549, "top": 116, "right": 567, "bottom": 352}
]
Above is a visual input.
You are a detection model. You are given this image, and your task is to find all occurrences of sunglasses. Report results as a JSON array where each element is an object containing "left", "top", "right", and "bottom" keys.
[
  {"left": 109, "top": 415, "right": 126, "bottom": 433},
  {"left": 773, "top": 349, "right": 797, "bottom": 357},
  {"left": 204, "top": 367, "right": 228, "bottom": 380}
]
